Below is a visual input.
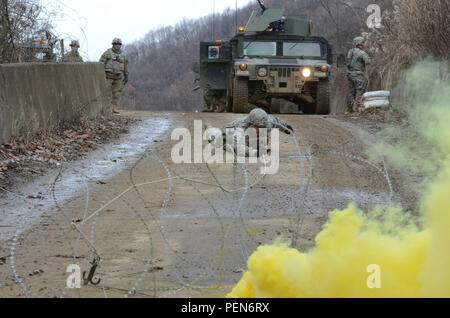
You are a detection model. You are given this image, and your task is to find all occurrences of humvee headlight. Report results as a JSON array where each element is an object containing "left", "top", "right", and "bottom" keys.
[
  {"left": 258, "top": 67, "right": 268, "bottom": 77},
  {"left": 302, "top": 67, "right": 312, "bottom": 78},
  {"left": 239, "top": 63, "right": 248, "bottom": 71}
]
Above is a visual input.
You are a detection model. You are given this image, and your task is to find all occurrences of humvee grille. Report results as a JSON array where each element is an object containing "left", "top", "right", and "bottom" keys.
[{"left": 269, "top": 67, "right": 300, "bottom": 78}]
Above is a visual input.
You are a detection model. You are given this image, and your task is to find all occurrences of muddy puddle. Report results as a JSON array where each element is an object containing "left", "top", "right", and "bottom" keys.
[{"left": 0, "top": 116, "right": 173, "bottom": 241}]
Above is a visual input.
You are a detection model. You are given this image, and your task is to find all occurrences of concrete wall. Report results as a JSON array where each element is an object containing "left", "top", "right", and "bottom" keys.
[{"left": 0, "top": 63, "right": 110, "bottom": 143}]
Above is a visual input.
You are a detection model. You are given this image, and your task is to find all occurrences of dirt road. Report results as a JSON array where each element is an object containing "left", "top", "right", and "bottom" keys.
[{"left": 0, "top": 111, "right": 413, "bottom": 298}]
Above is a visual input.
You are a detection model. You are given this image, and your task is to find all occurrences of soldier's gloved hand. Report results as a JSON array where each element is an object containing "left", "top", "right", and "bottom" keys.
[
  {"left": 123, "top": 74, "right": 129, "bottom": 85},
  {"left": 284, "top": 125, "right": 294, "bottom": 135}
]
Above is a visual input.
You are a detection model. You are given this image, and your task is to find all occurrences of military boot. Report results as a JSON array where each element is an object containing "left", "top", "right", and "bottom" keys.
[
  {"left": 202, "top": 104, "right": 213, "bottom": 112},
  {"left": 112, "top": 104, "right": 120, "bottom": 114},
  {"left": 215, "top": 103, "right": 225, "bottom": 113}
]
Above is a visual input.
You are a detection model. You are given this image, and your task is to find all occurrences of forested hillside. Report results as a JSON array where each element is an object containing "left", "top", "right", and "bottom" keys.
[{"left": 122, "top": 0, "right": 448, "bottom": 112}]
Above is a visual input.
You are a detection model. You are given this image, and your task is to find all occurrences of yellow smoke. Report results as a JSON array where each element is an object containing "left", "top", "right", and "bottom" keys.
[{"left": 228, "top": 60, "right": 450, "bottom": 298}]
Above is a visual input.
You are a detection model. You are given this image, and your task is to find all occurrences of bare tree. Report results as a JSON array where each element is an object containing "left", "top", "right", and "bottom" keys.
[
  {"left": 0, "top": 0, "right": 55, "bottom": 63},
  {"left": 125, "top": 0, "right": 447, "bottom": 111}
]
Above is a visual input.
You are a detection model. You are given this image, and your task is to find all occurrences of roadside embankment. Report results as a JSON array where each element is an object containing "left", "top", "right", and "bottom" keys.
[{"left": 0, "top": 62, "right": 110, "bottom": 144}]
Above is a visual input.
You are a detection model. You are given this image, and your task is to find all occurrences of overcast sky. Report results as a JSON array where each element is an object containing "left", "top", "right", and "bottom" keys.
[{"left": 41, "top": 0, "right": 253, "bottom": 61}]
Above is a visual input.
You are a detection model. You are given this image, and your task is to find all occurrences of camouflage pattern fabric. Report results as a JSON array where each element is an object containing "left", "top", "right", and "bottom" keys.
[
  {"left": 346, "top": 72, "right": 366, "bottom": 111},
  {"left": 347, "top": 47, "right": 371, "bottom": 73},
  {"left": 63, "top": 51, "right": 84, "bottom": 63},
  {"left": 100, "top": 48, "right": 128, "bottom": 75},
  {"left": 346, "top": 47, "right": 371, "bottom": 111},
  {"left": 221, "top": 109, "right": 292, "bottom": 156},
  {"left": 100, "top": 47, "right": 129, "bottom": 113},
  {"left": 222, "top": 111, "right": 290, "bottom": 134},
  {"left": 105, "top": 72, "right": 123, "bottom": 112},
  {"left": 42, "top": 51, "right": 56, "bottom": 62}
]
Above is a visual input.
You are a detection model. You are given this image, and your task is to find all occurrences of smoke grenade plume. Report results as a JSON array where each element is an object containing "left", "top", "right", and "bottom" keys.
[{"left": 227, "top": 60, "right": 450, "bottom": 298}]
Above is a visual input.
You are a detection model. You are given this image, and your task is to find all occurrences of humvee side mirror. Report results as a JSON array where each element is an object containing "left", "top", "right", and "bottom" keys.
[
  {"left": 192, "top": 62, "right": 200, "bottom": 73},
  {"left": 336, "top": 54, "right": 346, "bottom": 68}
]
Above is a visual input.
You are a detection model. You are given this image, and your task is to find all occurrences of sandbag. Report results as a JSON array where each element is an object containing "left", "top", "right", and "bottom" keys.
[
  {"left": 364, "top": 99, "right": 390, "bottom": 109},
  {"left": 363, "top": 91, "right": 391, "bottom": 99},
  {"left": 364, "top": 96, "right": 390, "bottom": 102}
]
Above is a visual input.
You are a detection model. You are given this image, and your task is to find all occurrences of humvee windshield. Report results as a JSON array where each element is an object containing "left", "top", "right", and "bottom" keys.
[
  {"left": 283, "top": 42, "right": 321, "bottom": 57},
  {"left": 244, "top": 41, "right": 277, "bottom": 56},
  {"left": 243, "top": 41, "right": 323, "bottom": 58}
]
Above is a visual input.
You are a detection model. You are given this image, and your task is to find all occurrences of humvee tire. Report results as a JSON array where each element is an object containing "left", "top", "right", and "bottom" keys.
[
  {"left": 302, "top": 102, "right": 315, "bottom": 114},
  {"left": 232, "top": 77, "right": 250, "bottom": 113},
  {"left": 315, "top": 79, "right": 330, "bottom": 114}
]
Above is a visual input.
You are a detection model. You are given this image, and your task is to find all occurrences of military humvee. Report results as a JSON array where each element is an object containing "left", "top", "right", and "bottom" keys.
[{"left": 197, "top": 1, "right": 344, "bottom": 114}]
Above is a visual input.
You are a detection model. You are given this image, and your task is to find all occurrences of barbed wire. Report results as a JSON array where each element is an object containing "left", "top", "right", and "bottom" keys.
[{"left": 0, "top": 122, "right": 395, "bottom": 298}]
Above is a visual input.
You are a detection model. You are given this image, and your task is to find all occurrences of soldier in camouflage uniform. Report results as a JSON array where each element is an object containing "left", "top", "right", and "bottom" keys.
[
  {"left": 222, "top": 108, "right": 293, "bottom": 134},
  {"left": 346, "top": 36, "right": 371, "bottom": 113},
  {"left": 42, "top": 47, "right": 56, "bottom": 62},
  {"left": 100, "top": 38, "right": 129, "bottom": 114},
  {"left": 218, "top": 108, "right": 293, "bottom": 156},
  {"left": 63, "top": 40, "right": 84, "bottom": 63}
]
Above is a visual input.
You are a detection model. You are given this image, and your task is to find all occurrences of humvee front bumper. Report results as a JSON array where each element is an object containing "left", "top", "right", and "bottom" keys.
[{"left": 234, "top": 60, "right": 330, "bottom": 94}]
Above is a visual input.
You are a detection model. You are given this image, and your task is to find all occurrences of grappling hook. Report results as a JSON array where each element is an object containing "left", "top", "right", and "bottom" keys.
[{"left": 83, "top": 257, "right": 101, "bottom": 286}]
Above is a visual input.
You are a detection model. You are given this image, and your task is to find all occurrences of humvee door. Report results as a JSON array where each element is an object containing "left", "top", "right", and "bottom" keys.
[{"left": 199, "top": 42, "right": 232, "bottom": 90}]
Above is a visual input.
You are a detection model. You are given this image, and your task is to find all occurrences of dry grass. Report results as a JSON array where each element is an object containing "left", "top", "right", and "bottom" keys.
[{"left": 366, "top": 0, "right": 450, "bottom": 90}]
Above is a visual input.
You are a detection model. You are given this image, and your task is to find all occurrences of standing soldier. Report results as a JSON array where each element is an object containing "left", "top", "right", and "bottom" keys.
[
  {"left": 100, "top": 38, "right": 129, "bottom": 114},
  {"left": 42, "top": 46, "right": 56, "bottom": 62},
  {"left": 63, "top": 40, "right": 84, "bottom": 62},
  {"left": 346, "top": 36, "right": 371, "bottom": 113}
]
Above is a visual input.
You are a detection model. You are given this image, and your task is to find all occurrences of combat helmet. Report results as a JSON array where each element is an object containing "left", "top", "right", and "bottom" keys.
[
  {"left": 112, "top": 38, "right": 123, "bottom": 45},
  {"left": 70, "top": 40, "right": 80, "bottom": 47},
  {"left": 353, "top": 36, "right": 365, "bottom": 47},
  {"left": 247, "top": 108, "right": 268, "bottom": 127}
]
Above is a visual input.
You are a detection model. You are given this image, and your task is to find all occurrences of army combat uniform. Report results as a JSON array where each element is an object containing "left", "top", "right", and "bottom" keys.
[
  {"left": 42, "top": 50, "right": 56, "bottom": 62},
  {"left": 222, "top": 110, "right": 292, "bottom": 134},
  {"left": 63, "top": 51, "right": 84, "bottom": 63},
  {"left": 220, "top": 108, "right": 293, "bottom": 156},
  {"left": 346, "top": 38, "right": 371, "bottom": 112},
  {"left": 100, "top": 42, "right": 128, "bottom": 113}
]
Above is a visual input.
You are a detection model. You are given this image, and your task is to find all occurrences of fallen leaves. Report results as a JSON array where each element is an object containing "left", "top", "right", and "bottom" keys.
[
  {"left": 0, "top": 116, "right": 140, "bottom": 187},
  {"left": 27, "top": 195, "right": 43, "bottom": 199}
]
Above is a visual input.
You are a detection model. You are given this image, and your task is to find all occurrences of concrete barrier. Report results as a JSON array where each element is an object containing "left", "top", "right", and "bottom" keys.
[{"left": 0, "top": 62, "right": 110, "bottom": 144}]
